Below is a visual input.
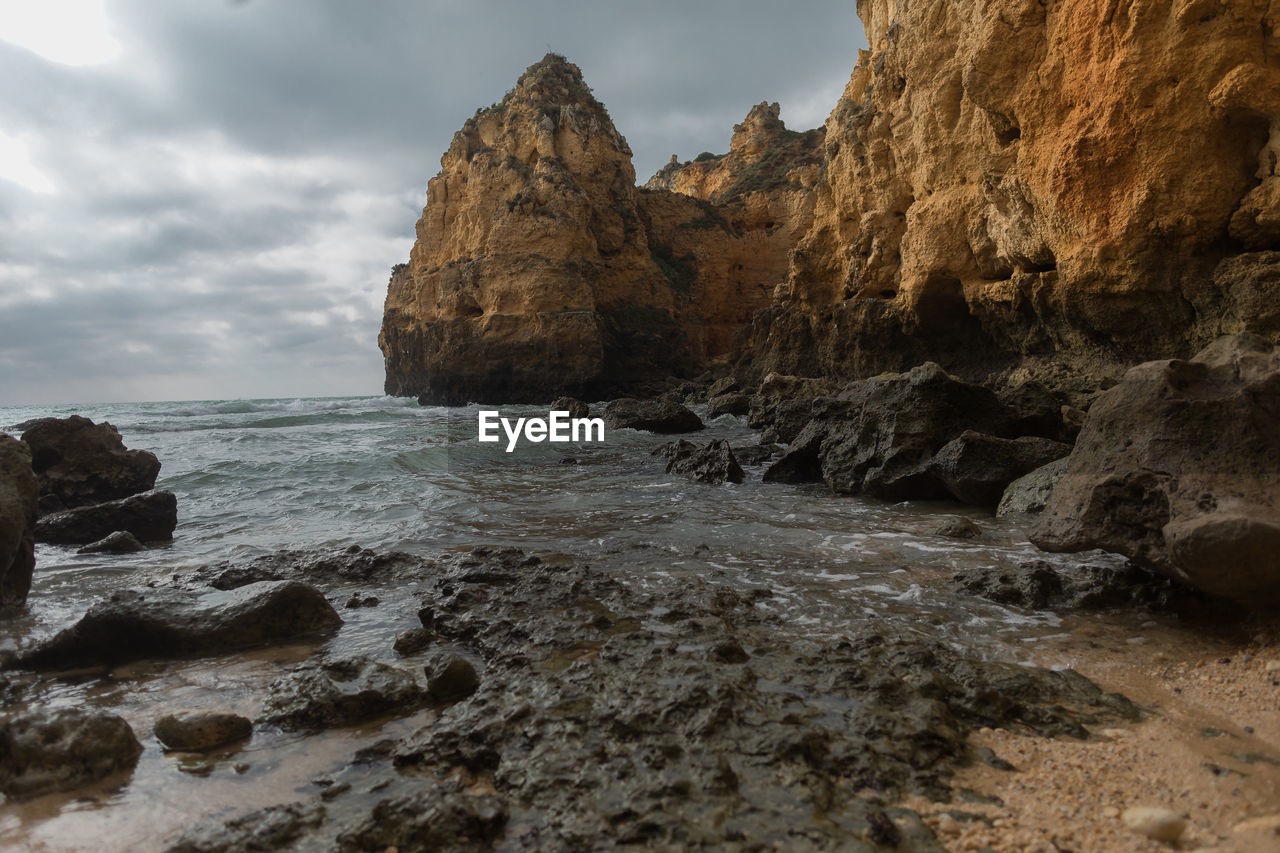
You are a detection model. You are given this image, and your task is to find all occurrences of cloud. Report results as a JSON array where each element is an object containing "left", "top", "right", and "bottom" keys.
[{"left": 0, "top": 1, "right": 864, "bottom": 404}]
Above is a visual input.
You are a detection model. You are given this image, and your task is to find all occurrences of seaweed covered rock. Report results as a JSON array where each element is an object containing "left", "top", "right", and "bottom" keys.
[
  {"left": 0, "top": 435, "right": 37, "bottom": 612},
  {"left": 36, "top": 489, "right": 177, "bottom": 545},
  {"left": 1033, "top": 336, "right": 1280, "bottom": 603},
  {"left": 20, "top": 416, "right": 160, "bottom": 514},
  {"left": 0, "top": 707, "right": 142, "bottom": 799},
  {"left": 14, "top": 581, "right": 341, "bottom": 670}
]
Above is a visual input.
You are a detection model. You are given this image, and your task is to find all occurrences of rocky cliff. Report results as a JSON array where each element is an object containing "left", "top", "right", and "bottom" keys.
[
  {"left": 379, "top": 57, "right": 819, "bottom": 404},
  {"left": 736, "top": 0, "right": 1280, "bottom": 390}
]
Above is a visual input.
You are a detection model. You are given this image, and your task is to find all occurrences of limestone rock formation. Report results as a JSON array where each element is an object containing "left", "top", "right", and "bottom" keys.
[
  {"left": 1032, "top": 335, "right": 1280, "bottom": 602},
  {"left": 380, "top": 56, "right": 822, "bottom": 404},
  {"left": 0, "top": 435, "right": 37, "bottom": 612},
  {"left": 736, "top": 0, "right": 1280, "bottom": 389}
]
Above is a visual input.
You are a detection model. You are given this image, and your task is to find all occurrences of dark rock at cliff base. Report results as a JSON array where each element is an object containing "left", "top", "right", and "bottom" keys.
[
  {"left": 0, "top": 435, "right": 38, "bottom": 612},
  {"left": 0, "top": 707, "right": 142, "bottom": 799},
  {"left": 335, "top": 783, "right": 507, "bottom": 853},
  {"left": 550, "top": 396, "right": 590, "bottom": 419},
  {"left": 997, "top": 457, "right": 1070, "bottom": 517},
  {"left": 1032, "top": 335, "right": 1280, "bottom": 603},
  {"left": 929, "top": 431, "right": 1072, "bottom": 507},
  {"left": 603, "top": 398, "right": 704, "bottom": 433},
  {"left": 261, "top": 657, "right": 427, "bottom": 731},
  {"left": 732, "top": 443, "right": 781, "bottom": 466},
  {"left": 77, "top": 530, "right": 146, "bottom": 555},
  {"left": 189, "top": 545, "right": 426, "bottom": 591},
  {"left": 20, "top": 416, "right": 160, "bottom": 514},
  {"left": 935, "top": 518, "right": 983, "bottom": 539},
  {"left": 36, "top": 489, "right": 177, "bottom": 545},
  {"left": 13, "top": 580, "right": 341, "bottom": 670},
  {"left": 706, "top": 391, "right": 751, "bottom": 418},
  {"left": 998, "top": 381, "right": 1079, "bottom": 443},
  {"left": 167, "top": 802, "right": 326, "bottom": 853},
  {"left": 656, "top": 439, "right": 744, "bottom": 484},
  {"left": 154, "top": 711, "right": 253, "bottom": 751}
]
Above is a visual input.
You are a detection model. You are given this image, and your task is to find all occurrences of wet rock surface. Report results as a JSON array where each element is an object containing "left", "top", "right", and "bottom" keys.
[
  {"left": 261, "top": 656, "right": 426, "bottom": 731},
  {"left": 996, "top": 457, "right": 1069, "bottom": 517},
  {"left": 170, "top": 546, "right": 1140, "bottom": 850},
  {"left": 77, "top": 530, "right": 146, "bottom": 555},
  {"left": 929, "top": 431, "right": 1072, "bottom": 507},
  {"left": 0, "top": 706, "right": 143, "bottom": 799},
  {"left": 550, "top": 396, "right": 590, "bottom": 419},
  {"left": 154, "top": 710, "right": 253, "bottom": 751},
  {"left": 706, "top": 391, "right": 751, "bottom": 418},
  {"left": 187, "top": 545, "right": 426, "bottom": 591},
  {"left": 12, "top": 580, "right": 342, "bottom": 670},
  {"left": 953, "top": 560, "right": 1199, "bottom": 612},
  {"left": 656, "top": 438, "right": 745, "bottom": 484},
  {"left": 1033, "top": 335, "right": 1280, "bottom": 603},
  {"left": 35, "top": 489, "right": 177, "bottom": 545},
  {"left": 19, "top": 416, "right": 160, "bottom": 514},
  {"left": 0, "top": 435, "right": 37, "bottom": 612},
  {"left": 603, "top": 398, "right": 705, "bottom": 433},
  {"left": 166, "top": 802, "right": 326, "bottom": 853}
]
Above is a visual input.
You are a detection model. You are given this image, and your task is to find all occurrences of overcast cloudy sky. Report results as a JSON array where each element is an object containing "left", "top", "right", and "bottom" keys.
[{"left": 0, "top": 0, "right": 864, "bottom": 405}]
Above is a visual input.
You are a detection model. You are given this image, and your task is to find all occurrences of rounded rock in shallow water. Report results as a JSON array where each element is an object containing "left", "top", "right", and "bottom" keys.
[
  {"left": 426, "top": 653, "right": 479, "bottom": 702},
  {"left": 393, "top": 627, "right": 431, "bottom": 656},
  {"left": 77, "top": 530, "right": 146, "bottom": 555},
  {"left": 1122, "top": 806, "right": 1186, "bottom": 842},
  {"left": 154, "top": 710, "right": 252, "bottom": 751},
  {"left": 0, "top": 706, "right": 142, "bottom": 799}
]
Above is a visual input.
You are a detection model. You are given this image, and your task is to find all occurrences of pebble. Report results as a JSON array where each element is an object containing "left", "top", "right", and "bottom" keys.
[
  {"left": 1122, "top": 806, "right": 1187, "bottom": 843},
  {"left": 1264, "top": 660, "right": 1280, "bottom": 673},
  {"left": 1233, "top": 814, "right": 1280, "bottom": 835},
  {"left": 154, "top": 710, "right": 252, "bottom": 751}
]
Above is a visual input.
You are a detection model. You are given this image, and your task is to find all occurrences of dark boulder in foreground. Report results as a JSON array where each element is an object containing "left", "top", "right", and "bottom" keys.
[
  {"left": 0, "top": 707, "right": 142, "bottom": 799},
  {"left": 13, "top": 580, "right": 341, "bottom": 670},
  {"left": 36, "top": 489, "right": 177, "bottom": 545},
  {"left": 20, "top": 416, "right": 160, "bottom": 514},
  {"left": 1033, "top": 335, "right": 1280, "bottom": 603},
  {"left": 929, "top": 431, "right": 1072, "bottom": 507},
  {"left": 0, "top": 435, "right": 38, "bottom": 612},
  {"left": 656, "top": 439, "right": 745, "bottom": 484},
  {"left": 261, "top": 657, "right": 426, "bottom": 731},
  {"left": 603, "top": 398, "right": 704, "bottom": 433},
  {"left": 706, "top": 391, "right": 751, "bottom": 418}
]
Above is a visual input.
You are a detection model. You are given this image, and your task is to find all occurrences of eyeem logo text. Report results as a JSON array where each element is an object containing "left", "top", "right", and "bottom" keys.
[{"left": 478, "top": 410, "right": 606, "bottom": 452}]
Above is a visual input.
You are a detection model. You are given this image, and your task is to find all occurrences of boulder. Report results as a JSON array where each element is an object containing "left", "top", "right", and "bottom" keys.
[
  {"left": 425, "top": 653, "right": 480, "bottom": 703},
  {"left": 550, "top": 396, "right": 590, "bottom": 419},
  {"left": 706, "top": 392, "right": 751, "bottom": 418},
  {"left": 77, "top": 530, "right": 146, "bottom": 555},
  {"left": 14, "top": 580, "right": 342, "bottom": 670},
  {"left": 0, "top": 707, "right": 142, "bottom": 799},
  {"left": 261, "top": 657, "right": 426, "bottom": 731},
  {"left": 0, "top": 435, "right": 38, "bottom": 611},
  {"left": 35, "top": 489, "right": 177, "bottom": 545},
  {"left": 20, "top": 416, "right": 160, "bottom": 514},
  {"left": 603, "top": 398, "right": 704, "bottom": 433},
  {"left": 1032, "top": 335, "right": 1280, "bottom": 602},
  {"left": 997, "top": 457, "right": 1070, "bottom": 517},
  {"left": 154, "top": 711, "right": 252, "bottom": 751},
  {"left": 929, "top": 431, "right": 1072, "bottom": 507},
  {"left": 335, "top": 786, "right": 507, "bottom": 852},
  {"left": 657, "top": 439, "right": 745, "bottom": 485}
]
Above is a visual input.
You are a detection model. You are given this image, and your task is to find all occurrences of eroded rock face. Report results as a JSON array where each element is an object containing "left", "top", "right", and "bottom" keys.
[
  {"left": 0, "top": 707, "right": 142, "bottom": 799},
  {"left": 602, "top": 398, "right": 703, "bottom": 433},
  {"left": 20, "top": 416, "right": 160, "bottom": 514},
  {"left": 1032, "top": 335, "right": 1280, "bottom": 602},
  {"left": 379, "top": 57, "right": 821, "bottom": 404},
  {"left": 656, "top": 439, "right": 745, "bottom": 485},
  {"left": 261, "top": 657, "right": 426, "bottom": 731},
  {"left": 0, "top": 435, "right": 38, "bottom": 612},
  {"left": 736, "top": 0, "right": 1280, "bottom": 388},
  {"left": 13, "top": 581, "right": 342, "bottom": 670}
]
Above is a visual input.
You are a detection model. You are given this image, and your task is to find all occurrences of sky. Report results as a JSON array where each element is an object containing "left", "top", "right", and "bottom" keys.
[{"left": 0, "top": 0, "right": 864, "bottom": 405}]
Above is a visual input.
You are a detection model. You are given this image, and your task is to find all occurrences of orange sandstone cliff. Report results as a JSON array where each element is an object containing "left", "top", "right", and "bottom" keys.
[
  {"left": 379, "top": 57, "right": 817, "bottom": 404},
  {"left": 382, "top": 0, "right": 1280, "bottom": 404},
  {"left": 737, "top": 0, "right": 1280, "bottom": 389}
]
